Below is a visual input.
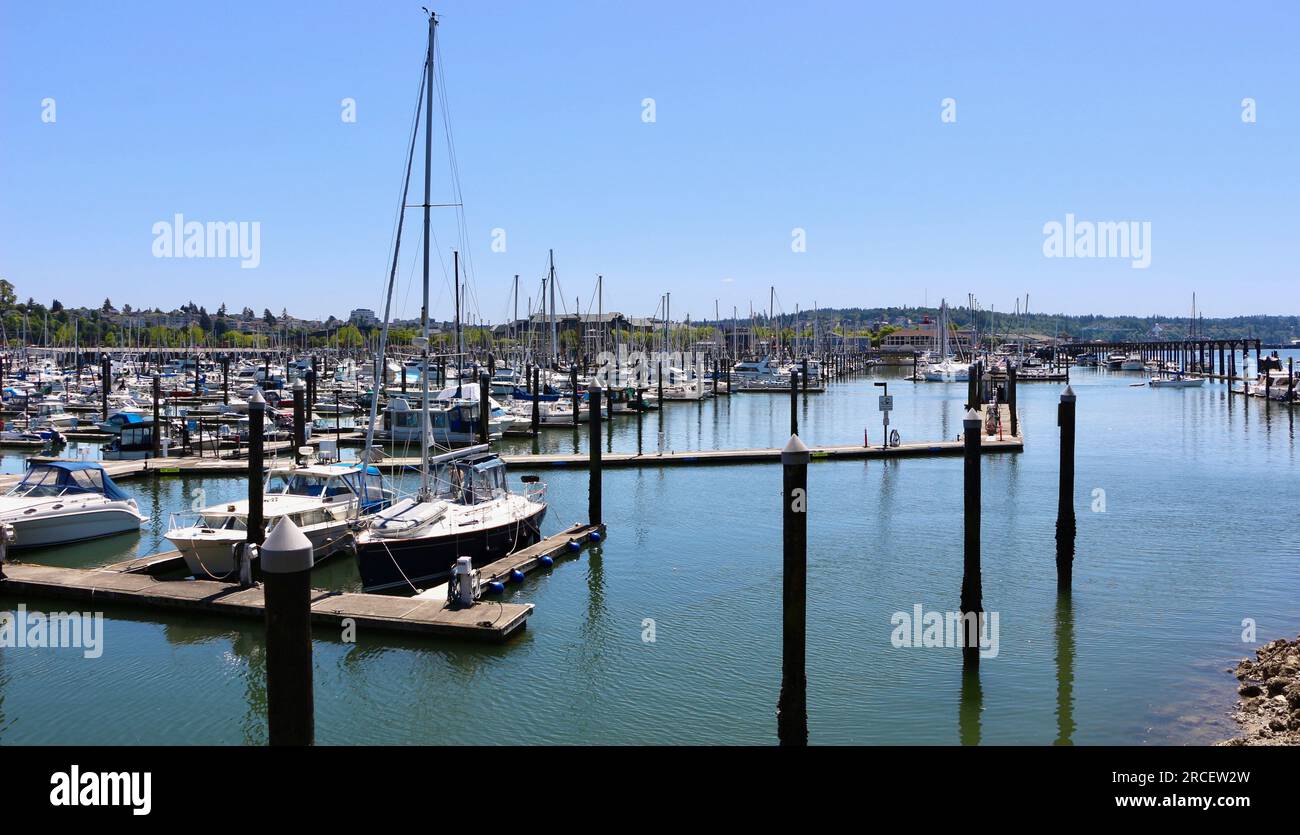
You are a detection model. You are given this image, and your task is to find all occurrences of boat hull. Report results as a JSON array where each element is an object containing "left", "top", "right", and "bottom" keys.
[
  {"left": 5, "top": 506, "right": 142, "bottom": 548},
  {"left": 354, "top": 504, "right": 547, "bottom": 592}
]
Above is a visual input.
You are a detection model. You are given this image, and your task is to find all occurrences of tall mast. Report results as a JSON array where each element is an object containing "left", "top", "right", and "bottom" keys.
[
  {"left": 512, "top": 274, "right": 519, "bottom": 351},
  {"left": 419, "top": 10, "right": 436, "bottom": 498},
  {"left": 454, "top": 249, "right": 462, "bottom": 386},
  {"left": 548, "top": 249, "right": 557, "bottom": 364},
  {"left": 597, "top": 274, "right": 603, "bottom": 356}
]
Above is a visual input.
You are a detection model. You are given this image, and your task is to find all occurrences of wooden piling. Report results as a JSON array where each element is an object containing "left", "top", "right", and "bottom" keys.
[
  {"left": 961, "top": 408, "right": 982, "bottom": 668},
  {"left": 589, "top": 382, "right": 602, "bottom": 526},
  {"left": 777, "top": 434, "right": 810, "bottom": 746},
  {"left": 1056, "top": 386, "right": 1077, "bottom": 590},
  {"left": 261, "top": 517, "right": 315, "bottom": 746},
  {"left": 478, "top": 371, "right": 490, "bottom": 444},
  {"left": 789, "top": 369, "right": 799, "bottom": 436},
  {"left": 151, "top": 373, "right": 161, "bottom": 457}
]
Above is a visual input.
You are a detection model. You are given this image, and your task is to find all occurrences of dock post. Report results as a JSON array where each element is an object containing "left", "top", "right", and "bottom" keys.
[
  {"left": 222, "top": 355, "right": 230, "bottom": 405},
  {"left": 1056, "top": 386, "right": 1077, "bottom": 590},
  {"left": 961, "top": 408, "right": 982, "bottom": 668},
  {"left": 1008, "top": 362, "right": 1018, "bottom": 437},
  {"left": 588, "top": 382, "right": 602, "bottom": 526},
  {"left": 789, "top": 369, "right": 799, "bottom": 436},
  {"left": 571, "top": 364, "right": 580, "bottom": 427},
  {"left": 261, "top": 516, "right": 315, "bottom": 747},
  {"left": 100, "top": 353, "right": 109, "bottom": 422},
  {"left": 777, "top": 434, "right": 810, "bottom": 746},
  {"left": 248, "top": 389, "right": 266, "bottom": 549},
  {"left": 801, "top": 357, "right": 809, "bottom": 397},
  {"left": 966, "top": 364, "right": 977, "bottom": 409},
  {"left": 478, "top": 371, "right": 491, "bottom": 444},
  {"left": 531, "top": 367, "right": 540, "bottom": 434},
  {"left": 1290, "top": 358, "right": 1295, "bottom": 403},
  {"left": 292, "top": 378, "right": 306, "bottom": 462},
  {"left": 151, "top": 373, "right": 161, "bottom": 458}
]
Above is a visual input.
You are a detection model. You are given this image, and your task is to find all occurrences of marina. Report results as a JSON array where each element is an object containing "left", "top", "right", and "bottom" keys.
[{"left": 2, "top": 2, "right": 1298, "bottom": 799}]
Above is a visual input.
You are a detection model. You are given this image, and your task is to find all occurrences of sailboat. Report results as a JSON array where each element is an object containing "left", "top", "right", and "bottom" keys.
[
  {"left": 351, "top": 12, "right": 547, "bottom": 593},
  {"left": 922, "top": 300, "right": 970, "bottom": 382}
]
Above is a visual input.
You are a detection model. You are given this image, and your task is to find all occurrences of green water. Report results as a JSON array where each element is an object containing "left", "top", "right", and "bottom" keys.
[{"left": 1, "top": 355, "right": 1297, "bottom": 744}]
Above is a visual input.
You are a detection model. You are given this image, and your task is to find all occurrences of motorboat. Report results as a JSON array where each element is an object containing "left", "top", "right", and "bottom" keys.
[
  {"left": 166, "top": 460, "right": 392, "bottom": 579},
  {"left": 0, "top": 462, "right": 146, "bottom": 547}
]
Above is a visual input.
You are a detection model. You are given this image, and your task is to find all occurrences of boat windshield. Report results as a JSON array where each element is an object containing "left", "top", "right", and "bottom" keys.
[
  {"left": 10, "top": 465, "right": 110, "bottom": 498},
  {"left": 266, "top": 473, "right": 349, "bottom": 497}
]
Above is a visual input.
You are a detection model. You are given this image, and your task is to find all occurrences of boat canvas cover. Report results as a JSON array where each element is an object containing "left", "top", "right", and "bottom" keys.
[{"left": 19, "top": 462, "right": 132, "bottom": 501}]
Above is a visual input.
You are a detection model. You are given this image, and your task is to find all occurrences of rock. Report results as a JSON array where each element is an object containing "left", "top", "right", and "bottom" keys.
[
  {"left": 1239, "top": 683, "right": 1263, "bottom": 697},
  {"left": 1267, "top": 678, "right": 1289, "bottom": 695}
]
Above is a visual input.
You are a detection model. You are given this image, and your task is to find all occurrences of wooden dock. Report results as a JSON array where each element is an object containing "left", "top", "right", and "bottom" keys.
[{"left": 0, "top": 524, "right": 615, "bottom": 641}]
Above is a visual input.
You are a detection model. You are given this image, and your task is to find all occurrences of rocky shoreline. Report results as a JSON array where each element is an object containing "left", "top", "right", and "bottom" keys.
[{"left": 1220, "top": 634, "right": 1300, "bottom": 745}]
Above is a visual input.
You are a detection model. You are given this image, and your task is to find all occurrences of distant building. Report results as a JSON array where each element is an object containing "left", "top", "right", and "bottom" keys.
[{"left": 349, "top": 308, "right": 379, "bottom": 327}]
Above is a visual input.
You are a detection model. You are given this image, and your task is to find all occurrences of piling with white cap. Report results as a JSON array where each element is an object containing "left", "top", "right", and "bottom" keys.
[
  {"left": 778, "top": 433, "right": 810, "bottom": 746},
  {"left": 1056, "top": 385, "right": 1077, "bottom": 590},
  {"left": 261, "top": 515, "right": 315, "bottom": 746}
]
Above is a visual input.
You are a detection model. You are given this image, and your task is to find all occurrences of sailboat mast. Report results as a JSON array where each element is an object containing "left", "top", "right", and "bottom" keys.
[
  {"left": 548, "top": 249, "right": 557, "bottom": 365},
  {"left": 419, "top": 10, "right": 436, "bottom": 498},
  {"left": 454, "top": 249, "right": 462, "bottom": 377}
]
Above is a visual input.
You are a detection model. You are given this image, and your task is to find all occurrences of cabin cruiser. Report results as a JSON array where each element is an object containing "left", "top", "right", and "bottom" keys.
[
  {"left": 166, "top": 461, "right": 392, "bottom": 579},
  {"left": 1119, "top": 353, "right": 1145, "bottom": 371},
  {"left": 731, "top": 357, "right": 775, "bottom": 380},
  {"left": 0, "top": 462, "right": 146, "bottom": 547},
  {"left": 352, "top": 445, "right": 547, "bottom": 592},
  {"left": 1149, "top": 373, "right": 1205, "bottom": 388},
  {"left": 28, "top": 398, "right": 79, "bottom": 431}
]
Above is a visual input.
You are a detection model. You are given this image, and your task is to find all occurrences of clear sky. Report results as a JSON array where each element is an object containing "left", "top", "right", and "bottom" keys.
[{"left": 1, "top": 1, "right": 1296, "bottom": 324}]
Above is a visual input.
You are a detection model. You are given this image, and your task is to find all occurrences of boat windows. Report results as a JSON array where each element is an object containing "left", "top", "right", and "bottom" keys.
[{"left": 267, "top": 473, "right": 330, "bottom": 497}]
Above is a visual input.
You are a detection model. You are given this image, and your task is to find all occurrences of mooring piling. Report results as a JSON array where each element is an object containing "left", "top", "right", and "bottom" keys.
[
  {"left": 588, "top": 382, "right": 602, "bottom": 526},
  {"left": 478, "top": 371, "right": 491, "bottom": 444},
  {"left": 1056, "top": 386, "right": 1077, "bottom": 590},
  {"left": 961, "top": 407, "right": 982, "bottom": 668},
  {"left": 247, "top": 389, "right": 266, "bottom": 549},
  {"left": 261, "top": 515, "right": 315, "bottom": 746},
  {"left": 1007, "top": 362, "right": 1018, "bottom": 437},
  {"left": 151, "top": 373, "right": 161, "bottom": 457},
  {"left": 531, "top": 366, "right": 540, "bottom": 434},
  {"left": 292, "top": 378, "right": 306, "bottom": 461},
  {"left": 777, "top": 433, "right": 810, "bottom": 746},
  {"left": 789, "top": 369, "right": 799, "bottom": 436}
]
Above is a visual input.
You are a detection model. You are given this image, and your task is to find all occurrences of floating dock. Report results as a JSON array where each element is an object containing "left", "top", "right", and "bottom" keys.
[{"left": 0, "top": 523, "right": 606, "bottom": 642}]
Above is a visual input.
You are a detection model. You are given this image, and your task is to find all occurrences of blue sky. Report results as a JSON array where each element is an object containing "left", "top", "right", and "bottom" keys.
[{"left": 1, "top": 0, "right": 1296, "bottom": 323}]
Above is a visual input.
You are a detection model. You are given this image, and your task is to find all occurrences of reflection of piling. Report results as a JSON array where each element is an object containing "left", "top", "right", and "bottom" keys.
[
  {"left": 777, "top": 434, "right": 810, "bottom": 746},
  {"left": 1053, "top": 591, "right": 1076, "bottom": 746},
  {"left": 958, "top": 666, "right": 983, "bottom": 746},
  {"left": 960, "top": 408, "right": 982, "bottom": 668},
  {"left": 1056, "top": 386, "right": 1077, "bottom": 590},
  {"left": 589, "top": 382, "right": 602, "bottom": 526}
]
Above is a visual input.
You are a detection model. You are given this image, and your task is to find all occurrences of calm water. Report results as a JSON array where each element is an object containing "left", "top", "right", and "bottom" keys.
[{"left": 2, "top": 352, "right": 1297, "bottom": 745}]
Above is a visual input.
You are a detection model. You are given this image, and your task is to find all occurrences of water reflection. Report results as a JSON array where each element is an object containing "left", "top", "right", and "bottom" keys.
[
  {"left": 959, "top": 666, "right": 982, "bottom": 746},
  {"left": 1054, "top": 592, "right": 1075, "bottom": 746}
]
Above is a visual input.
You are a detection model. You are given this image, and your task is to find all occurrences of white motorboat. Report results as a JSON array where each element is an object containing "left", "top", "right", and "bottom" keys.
[
  {"left": 1149, "top": 374, "right": 1205, "bottom": 388},
  {"left": 1119, "top": 353, "right": 1145, "bottom": 371},
  {"left": 165, "top": 461, "right": 392, "bottom": 578},
  {"left": 0, "top": 462, "right": 146, "bottom": 547}
]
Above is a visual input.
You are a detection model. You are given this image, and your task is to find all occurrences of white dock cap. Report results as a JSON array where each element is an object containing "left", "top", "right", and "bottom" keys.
[
  {"left": 249, "top": 388, "right": 266, "bottom": 407},
  {"left": 781, "top": 433, "right": 810, "bottom": 464},
  {"left": 963, "top": 408, "right": 981, "bottom": 423},
  {"left": 293, "top": 378, "right": 306, "bottom": 391},
  {"left": 1061, "top": 385, "right": 1076, "bottom": 401},
  {"left": 260, "top": 515, "right": 314, "bottom": 574}
]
